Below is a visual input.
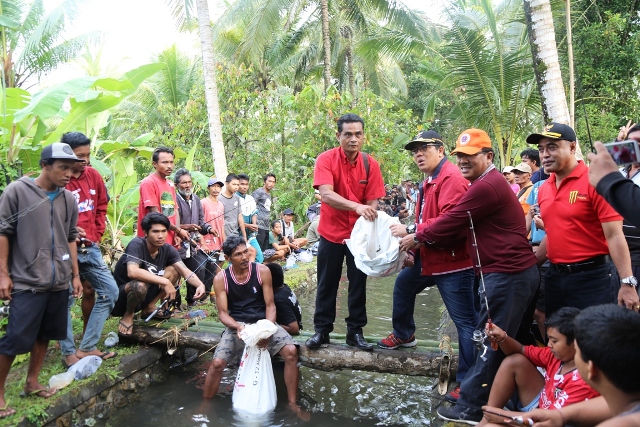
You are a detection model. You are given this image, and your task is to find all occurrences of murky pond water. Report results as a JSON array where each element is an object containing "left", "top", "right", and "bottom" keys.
[{"left": 101, "top": 274, "right": 448, "bottom": 426}]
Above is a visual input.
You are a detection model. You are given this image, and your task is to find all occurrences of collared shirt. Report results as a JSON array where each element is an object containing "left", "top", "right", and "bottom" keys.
[
  {"left": 538, "top": 162, "right": 622, "bottom": 264},
  {"left": 313, "top": 147, "right": 385, "bottom": 243},
  {"left": 137, "top": 173, "right": 178, "bottom": 245}
]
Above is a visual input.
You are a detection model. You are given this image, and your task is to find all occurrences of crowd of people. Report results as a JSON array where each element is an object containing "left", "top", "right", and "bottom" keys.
[{"left": 0, "top": 114, "right": 639, "bottom": 427}]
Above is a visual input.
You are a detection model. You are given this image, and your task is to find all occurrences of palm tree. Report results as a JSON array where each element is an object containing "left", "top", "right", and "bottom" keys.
[
  {"left": 419, "top": 0, "right": 541, "bottom": 168},
  {"left": 108, "top": 45, "right": 201, "bottom": 142},
  {"left": 166, "top": 0, "right": 228, "bottom": 178},
  {"left": 212, "top": 0, "right": 430, "bottom": 99},
  {"left": 0, "top": 0, "right": 98, "bottom": 88},
  {"left": 523, "top": 0, "right": 570, "bottom": 124}
]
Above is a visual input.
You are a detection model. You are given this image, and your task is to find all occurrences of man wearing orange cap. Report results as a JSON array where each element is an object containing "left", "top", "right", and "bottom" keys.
[{"left": 400, "top": 129, "right": 539, "bottom": 425}]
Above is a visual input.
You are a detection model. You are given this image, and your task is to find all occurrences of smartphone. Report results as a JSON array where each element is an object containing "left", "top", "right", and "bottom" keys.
[
  {"left": 482, "top": 408, "right": 534, "bottom": 426},
  {"left": 603, "top": 140, "right": 640, "bottom": 166}
]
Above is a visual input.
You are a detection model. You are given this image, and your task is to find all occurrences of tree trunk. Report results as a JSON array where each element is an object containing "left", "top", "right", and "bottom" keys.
[
  {"left": 523, "top": 0, "right": 569, "bottom": 125},
  {"left": 566, "top": 0, "right": 575, "bottom": 129},
  {"left": 195, "top": 0, "right": 228, "bottom": 178},
  {"left": 524, "top": 0, "right": 583, "bottom": 159},
  {"left": 125, "top": 325, "right": 458, "bottom": 377},
  {"left": 321, "top": 0, "right": 332, "bottom": 95}
]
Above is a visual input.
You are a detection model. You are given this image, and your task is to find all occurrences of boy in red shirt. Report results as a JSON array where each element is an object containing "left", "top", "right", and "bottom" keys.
[{"left": 479, "top": 307, "right": 599, "bottom": 426}]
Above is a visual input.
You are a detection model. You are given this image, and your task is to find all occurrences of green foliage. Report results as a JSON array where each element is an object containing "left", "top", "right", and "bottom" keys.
[
  {"left": 559, "top": 2, "right": 640, "bottom": 142},
  {"left": 414, "top": 0, "right": 542, "bottom": 167}
]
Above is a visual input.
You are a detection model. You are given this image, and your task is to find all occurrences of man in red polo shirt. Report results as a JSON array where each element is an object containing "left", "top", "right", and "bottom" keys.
[
  {"left": 527, "top": 123, "right": 639, "bottom": 316},
  {"left": 305, "top": 113, "right": 385, "bottom": 351}
]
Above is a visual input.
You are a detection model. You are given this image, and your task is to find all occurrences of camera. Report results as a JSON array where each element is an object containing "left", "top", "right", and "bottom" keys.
[
  {"left": 604, "top": 140, "right": 640, "bottom": 166},
  {"left": 0, "top": 306, "right": 9, "bottom": 316},
  {"left": 531, "top": 204, "right": 540, "bottom": 216}
]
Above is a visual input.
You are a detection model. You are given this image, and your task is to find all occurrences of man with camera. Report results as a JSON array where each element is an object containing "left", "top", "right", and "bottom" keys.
[
  {"left": 174, "top": 168, "right": 216, "bottom": 306},
  {"left": 527, "top": 123, "right": 639, "bottom": 316}
]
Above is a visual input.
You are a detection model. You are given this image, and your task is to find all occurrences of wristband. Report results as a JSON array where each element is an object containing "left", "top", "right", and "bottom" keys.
[{"left": 498, "top": 334, "right": 507, "bottom": 343}]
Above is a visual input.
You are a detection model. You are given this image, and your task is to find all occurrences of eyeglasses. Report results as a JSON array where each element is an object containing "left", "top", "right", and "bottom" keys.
[{"left": 411, "top": 144, "right": 441, "bottom": 155}]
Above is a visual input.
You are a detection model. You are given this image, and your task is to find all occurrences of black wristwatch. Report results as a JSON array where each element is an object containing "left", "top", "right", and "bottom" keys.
[
  {"left": 406, "top": 223, "right": 416, "bottom": 234},
  {"left": 413, "top": 234, "right": 420, "bottom": 244}
]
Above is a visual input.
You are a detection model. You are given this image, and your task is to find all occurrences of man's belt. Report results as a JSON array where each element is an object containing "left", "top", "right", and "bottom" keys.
[{"left": 550, "top": 254, "right": 611, "bottom": 274}]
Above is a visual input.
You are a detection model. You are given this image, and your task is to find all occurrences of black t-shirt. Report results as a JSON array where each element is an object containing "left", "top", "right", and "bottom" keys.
[
  {"left": 113, "top": 237, "right": 182, "bottom": 287},
  {"left": 274, "top": 284, "right": 302, "bottom": 330}
]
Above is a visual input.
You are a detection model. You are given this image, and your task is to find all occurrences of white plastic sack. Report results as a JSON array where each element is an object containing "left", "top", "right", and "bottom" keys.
[
  {"left": 49, "top": 370, "right": 74, "bottom": 390},
  {"left": 232, "top": 320, "right": 278, "bottom": 415},
  {"left": 68, "top": 355, "right": 102, "bottom": 380},
  {"left": 297, "top": 250, "right": 313, "bottom": 263},
  {"left": 345, "top": 211, "right": 407, "bottom": 277}
]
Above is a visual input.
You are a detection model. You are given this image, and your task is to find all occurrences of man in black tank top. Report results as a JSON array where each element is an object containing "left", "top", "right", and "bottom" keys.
[
  {"left": 519, "top": 304, "right": 640, "bottom": 427},
  {"left": 202, "top": 236, "right": 305, "bottom": 417}
]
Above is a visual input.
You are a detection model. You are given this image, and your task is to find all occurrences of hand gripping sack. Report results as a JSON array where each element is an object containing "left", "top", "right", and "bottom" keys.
[
  {"left": 232, "top": 319, "right": 279, "bottom": 415},
  {"left": 345, "top": 211, "right": 406, "bottom": 277}
]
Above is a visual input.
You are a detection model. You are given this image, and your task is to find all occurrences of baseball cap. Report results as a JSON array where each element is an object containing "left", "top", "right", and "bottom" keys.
[
  {"left": 450, "top": 129, "right": 492, "bottom": 156},
  {"left": 207, "top": 177, "right": 224, "bottom": 187},
  {"left": 404, "top": 130, "right": 443, "bottom": 151},
  {"left": 512, "top": 162, "right": 532, "bottom": 173},
  {"left": 40, "top": 143, "right": 82, "bottom": 162},
  {"left": 526, "top": 122, "right": 577, "bottom": 145},
  {"left": 282, "top": 208, "right": 295, "bottom": 215},
  {"left": 502, "top": 166, "right": 514, "bottom": 173}
]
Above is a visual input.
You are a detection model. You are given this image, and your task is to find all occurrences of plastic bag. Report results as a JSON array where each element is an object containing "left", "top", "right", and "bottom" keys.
[
  {"left": 68, "top": 355, "right": 102, "bottom": 380},
  {"left": 297, "top": 250, "right": 313, "bottom": 263},
  {"left": 345, "top": 211, "right": 407, "bottom": 277},
  {"left": 232, "top": 320, "right": 278, "bottom": 415},
  {"left": 285, "top": 255, "right": 297, "bottom": 270},
  {"left": 49, "top": 370, "right": 74, "bottom": 390},
  {"left": 104, "top": 331, "right": 119, "bottom": 347}
]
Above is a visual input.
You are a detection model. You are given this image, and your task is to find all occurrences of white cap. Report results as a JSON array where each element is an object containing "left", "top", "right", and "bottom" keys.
[{"left": 502, "top": 166, "right": 514, "bottom": 173}]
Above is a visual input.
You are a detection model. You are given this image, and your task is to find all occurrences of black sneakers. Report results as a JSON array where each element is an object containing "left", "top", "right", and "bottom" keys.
[{"left": 436, "top": 405, "right": 482, "bottom": 425}]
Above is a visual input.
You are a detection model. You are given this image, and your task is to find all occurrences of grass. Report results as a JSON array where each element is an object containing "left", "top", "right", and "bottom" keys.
[{"left": 0, "top": 256, "right": 318, "bottom": 425}]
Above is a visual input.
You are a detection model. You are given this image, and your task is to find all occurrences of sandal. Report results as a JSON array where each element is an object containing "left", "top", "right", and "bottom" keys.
[
  {"left": 118, "top": 320, "right": 133, "bottom": 336},
  {"left": 20, "top": 388, "right": 57, "bottom": 398},
  {"left": 0, "top": 403, "right": 15, "bottom": 419}
]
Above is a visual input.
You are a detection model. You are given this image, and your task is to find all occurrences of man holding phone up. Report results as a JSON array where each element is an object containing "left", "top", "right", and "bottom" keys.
[{"left": 527, "top": 123, "right": 639, "bottom": 316}]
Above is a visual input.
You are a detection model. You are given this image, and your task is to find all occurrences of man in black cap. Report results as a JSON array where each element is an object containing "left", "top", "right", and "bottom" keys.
[
  {"left": 527, "top": 123, "right": 639, "bottom": 315},
  {"left": 281, "top": 208, "right": 308, "bottom": 252},
  {"left": 0, "top": 143, "right": 84, "bottom": 416},
  {"left": 384, "top": 131, "right": 477, "bottom": 404}
]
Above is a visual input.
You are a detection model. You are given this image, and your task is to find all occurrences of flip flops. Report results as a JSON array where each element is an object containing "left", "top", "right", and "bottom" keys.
[
  {"left": 0, "top": 403, "right": 15, "bottom": 419},
  {"left": 118, "top": 320, "right": 133, "bottom": 336},
  {"left": 19, "top": 388, "right": 57, "bottom": 398},
  {"left": 98, "top": 351, "right": 117, "bottom": 361}
]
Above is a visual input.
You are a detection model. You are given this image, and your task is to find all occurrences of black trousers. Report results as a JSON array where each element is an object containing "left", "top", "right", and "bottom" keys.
[
  {"left": 183, "top": 250, "right": 208, "bottom": 304},
  {"left": 313, "top": 236, "right": 368, "bottom": 335},
  {"left": 256, "top": 228, "right": 270, "bottom": 252}
]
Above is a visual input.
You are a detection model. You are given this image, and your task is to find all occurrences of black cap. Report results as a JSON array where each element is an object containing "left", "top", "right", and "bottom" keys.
[
  {"left": 282, "top": 208, "right": 295, "bottom": 215},
  {"left": 404, "top": 130, "right": 443, "bottom": 151},
  {"left": 526, "top": 123, "right": 577, "bottom": 145}
]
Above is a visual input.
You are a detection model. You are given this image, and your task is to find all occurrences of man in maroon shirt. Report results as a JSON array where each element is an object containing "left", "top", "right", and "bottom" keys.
[
  {"left": 400, "top": 129, "right": 540, "bottom": 424},
  {"left": 59, "top": 132, "right": 119, "bottom": 367},
  {"left": 305, "top": 113, "right": 386, "bottom": 351}
]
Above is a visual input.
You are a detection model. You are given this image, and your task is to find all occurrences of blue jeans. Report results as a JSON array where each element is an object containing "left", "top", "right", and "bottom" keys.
[
  {"left": 456, "top": 265, "right": 539, "bottom": 410},
  {"left": 392, "top": 257, "right": 477, "bottom": 382},
  {"left": 60, "top": 245, "right": 119, "bottom": 355}
]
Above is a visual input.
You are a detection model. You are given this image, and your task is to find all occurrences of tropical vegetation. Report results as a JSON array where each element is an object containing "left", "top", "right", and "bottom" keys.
[{"left": 0, "top": 0, "right": 637, "bottom": 247}]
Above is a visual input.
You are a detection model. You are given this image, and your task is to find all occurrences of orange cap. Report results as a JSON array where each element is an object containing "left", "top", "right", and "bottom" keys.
[{"left": 451, "top": 129, "right": 492, "bottom": 156}]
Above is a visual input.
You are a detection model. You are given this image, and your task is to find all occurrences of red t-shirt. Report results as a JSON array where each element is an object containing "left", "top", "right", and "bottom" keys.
[
  {"left": 137, "top": 173, "right": 178, "bottom": 245},
  {"left": 201, "top": 197, "right": 225, "bottom": 251},
  {"left": 538, "top": 163, "right": 622, "bottom": 264},
  {"left": 524, "top": 346, "right": 599, "bottom": 409},
  {"left": 67, "top": 166, "right": 108, "bottom": 243},
  {"left": 314, "top": 147, "right": 386, "bottom": 243}
]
